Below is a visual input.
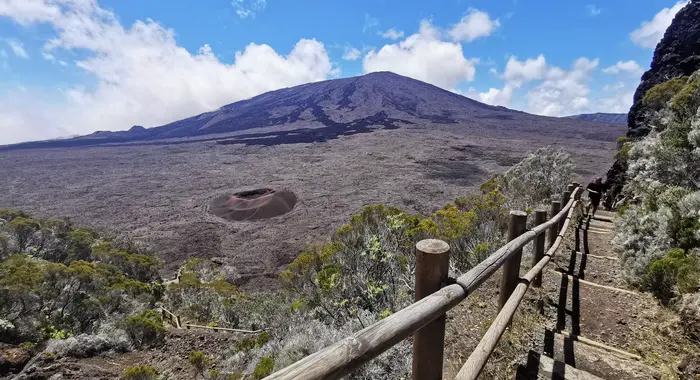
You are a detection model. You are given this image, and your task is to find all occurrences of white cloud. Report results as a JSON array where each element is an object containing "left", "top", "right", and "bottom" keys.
[
  {"left": 0, "top": 0, "right": 334, "bottom": 145},
  {"left": 603, "top": 60, "right": 644, "bottom": 75},
  {"left": 477, "top": 55, "right": 596, "bottom": 112},
  {"left": 502, "top": 55, "right": 547, "bottom": 87},
  {"left": 630, "top": 1, "right": 688, "bottom": 48},
  {"left": 4, "top": 39, "right": 28, "bottom": 58},
  {"left": 231, "top": 0, "right": 266, "bottom": 19},
  {"left": 363, "top": 20, "right": 478, "bottom": 89},
  {"left": 586, "top": 4, "right": 601, "bottom": 16},
  {"left": 448, "top": 9, "right": 500, "bottom": 42},
  {"left": 526, "top": 57, "right": 599, "bottom": 116},
  {"left": 342, "top": 46, "right": 361, "bottom": 61},
  {"left": 362, "top": 13, "right": 379, "bottom": 33},
  {"left": 469, "top": 84, "right": 514, "bottom": 107},
  {"left": 380, "top": 28, "right": 404, "bottom": 40},
  {"left": 593, "top": 81, "right": 635, "bottom": 113}
]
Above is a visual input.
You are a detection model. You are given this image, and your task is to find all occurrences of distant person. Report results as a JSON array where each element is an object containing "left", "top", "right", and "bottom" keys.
[{"left": 585, "top": 178, "right": 605, "bottom": 216}]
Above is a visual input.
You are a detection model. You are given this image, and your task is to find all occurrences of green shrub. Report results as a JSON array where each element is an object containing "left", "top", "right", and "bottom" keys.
[
  {"left": 256, "top": 331, "right": 269, "bottom": 346},
  {"left": 615, "top": 142, "right": 633, "bottom": 160},
  {"left": 208, "top": 369, "right": 219, "bottom": 379},
  {"left": 253, "top": 356, "right": 275, "bottom": 379},
  {"left": 122, "top": 365, "right": 157, "bottom": 380},
  {"left": 226, "top": 372, "right": 243, "bottom": 380},
  {"left": 643, "top": 77, "right": 688, "bottom": 110},
  {"left": 66, "top": 228, "right": 97, "bottom": 263},
  {"left": 189, "top": 350, "right": 209, "bottom": 377},
  {"left": 648, "top": 249, "right": 700, "bottom": 302},
  {"left": 8, "top": 217, "right": 40, "bottom": 252},
  {"left": 670, "top": 75, "right": 700, "bottom": 118},
  {"left": 124, "top": 310, "right": 165, "bottom": 348},
  {"left": 616, "top": 136, "right": 631, "bottom": 147},
  {"left": 42, "top": 325, "right": 72, "bottom": 340},
  {"left": 0, "top": 209, "right": 29, "bottom": 222},
  {"left": 236, "top": 337, "right": 256, "bottom": 351}
]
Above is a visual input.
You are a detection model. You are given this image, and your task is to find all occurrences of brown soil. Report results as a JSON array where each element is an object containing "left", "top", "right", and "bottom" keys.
[{"left": 525, "top": 211, "right": 700, "bottom": 379}]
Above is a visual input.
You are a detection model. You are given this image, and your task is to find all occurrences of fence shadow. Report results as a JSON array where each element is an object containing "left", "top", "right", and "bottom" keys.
[{"left": 519, "top": 215, "right": 590, "bottom": 378}]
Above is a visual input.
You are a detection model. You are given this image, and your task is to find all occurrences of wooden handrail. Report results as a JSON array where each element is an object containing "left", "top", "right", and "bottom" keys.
[
  {"left": 455, "top": 190, "right": 581, "bottom": 379},
  {"left": 266, "top": 186, "right": 582, "bottom": 380},
  {"left": 184, "top": 323, "right": 262, "bottom": 333}
]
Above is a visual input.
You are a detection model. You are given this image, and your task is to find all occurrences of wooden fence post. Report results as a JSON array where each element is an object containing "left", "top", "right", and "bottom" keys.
[
  {"left": 559, "top": 191, "right": 571, "bottom": 232},
  {"left": 499, "top": 211, "right": 527, "bottom": 310},
  {"left": 572, "top": 183, "right": 581, "bottom": 200},
  {"left": 532, "top": 210, "right": 547, "bottom": 288},
  {"left": 567, "top": 184, "right": 576, "bottom": 194},
  {"left": 549, "top": 201, "right": 561, "bottom": 249},
  {"left": 413, "top": 239, "right": 450, "bottom": 380}
]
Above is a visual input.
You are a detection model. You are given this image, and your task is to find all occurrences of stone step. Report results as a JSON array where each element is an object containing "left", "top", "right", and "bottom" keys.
[
  {"left": 592, "top": 210, "right": 617, "bottom": 220},
  {"left": 541, "top": 330, "right": 657, "bottom": 379},
  {"left": 541, "top": 270, "right": 650, "bottom": 353},
  {"left": 516, "top": 351, "right": 604, "bottom": 380}
]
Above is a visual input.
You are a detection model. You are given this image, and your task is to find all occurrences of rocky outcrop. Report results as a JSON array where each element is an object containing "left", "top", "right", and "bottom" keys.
[
  {"left": 628, "top": 0, "right": 700, "bottom": 138},
  {"left": 605, "top": 0, "right": 700, "bottom": 207}
]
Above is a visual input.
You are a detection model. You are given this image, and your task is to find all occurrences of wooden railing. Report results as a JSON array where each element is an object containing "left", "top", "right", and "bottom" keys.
[
  {"left": 161, "top": 306, "right": 261, "bottom": 334},
  {"left": 267, "top": 183, "right": 583, "bottom": 380}
]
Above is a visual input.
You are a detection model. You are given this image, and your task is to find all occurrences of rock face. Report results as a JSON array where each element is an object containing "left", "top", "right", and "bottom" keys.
[
  {"left": 628, "top": 0, "right": 700, "bottom": 138},
  {"left": 605, "top": 0, "right": 700, "bottom": 207}
]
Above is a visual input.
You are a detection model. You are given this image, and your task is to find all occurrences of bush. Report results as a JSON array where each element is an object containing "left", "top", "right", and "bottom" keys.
[
  {"left": 281, "top": 204, "right": 420, "bottom": 325},
  {"left": 236, "top": 337, "right": 256, "bottom": 351},
  {"left": 46, "top": 331, "right": 130, "bottom": 358},
  {"left": 256, "top": 331, "right": 270, "bottom": 346},
  {"left": 253, "top": 356, "right": 275, "bottom": 379},
  {"left": 122, "top": 365, "right": 157, "bottom": 380},
  {"left": 615, "top": 142, "right": 633, "bottom": 159},
  {"left": 643, "top": 77, "right": 688, "bottom": 110},
  {"left": 648, "top": 249, "right": 700, "bottom": 301},
  {"left": 189, "top": 350, "right": 210, "bottom": 377},
  {"left": 8, "top": 217, "right": 40, "bottom": 252},
  {"left": 497, "top": 146, "right": 574, "bottom": 211},
  {"left": 670, "top": 75, "right": 700, "bottom": 119},
  {"left": 124, "top": 310, "right": 165, "bottom": 348}
]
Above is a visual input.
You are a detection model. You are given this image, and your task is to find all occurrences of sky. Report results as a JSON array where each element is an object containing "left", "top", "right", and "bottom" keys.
[{"left": 0, "top": 0, "right": 691, "bottom": 144}]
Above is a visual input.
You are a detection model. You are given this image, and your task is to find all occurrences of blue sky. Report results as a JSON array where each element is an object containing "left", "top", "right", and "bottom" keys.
[{"left": 0, "top": 0, "right": 690, "bottom": 144}]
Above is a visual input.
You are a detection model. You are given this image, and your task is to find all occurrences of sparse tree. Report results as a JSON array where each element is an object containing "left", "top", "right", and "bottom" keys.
[{"left": 8, "top": 217, "right": 40, "bottom": 252}]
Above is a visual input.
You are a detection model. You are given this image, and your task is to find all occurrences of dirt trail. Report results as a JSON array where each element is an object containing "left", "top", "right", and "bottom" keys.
[{"left": 517, "top": 210, "right": 692, "bottom": 379}]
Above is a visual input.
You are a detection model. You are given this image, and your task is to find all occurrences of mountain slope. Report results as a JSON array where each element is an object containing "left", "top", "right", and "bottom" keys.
[
  {"left": 3, "top": 72, "right": 622, "bottom": 150},
  {"left": 565, "top": 113, "right": 627, "bottom": 124}
]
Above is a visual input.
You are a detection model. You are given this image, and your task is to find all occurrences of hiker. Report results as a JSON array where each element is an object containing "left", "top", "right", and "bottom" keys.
[{"left": 585, "top": 177, "right": 605, "bottom": 216}]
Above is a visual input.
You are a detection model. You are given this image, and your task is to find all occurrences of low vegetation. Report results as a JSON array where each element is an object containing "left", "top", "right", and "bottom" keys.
[
  {"left": 0, "top": 146, "right": 574, "bottom": 378},
  {"left": 0, "top": 211, "right": 162, "bottom": 350},
  {"left": 613, "top": 70, "right": 700, "bottom": 338}
]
